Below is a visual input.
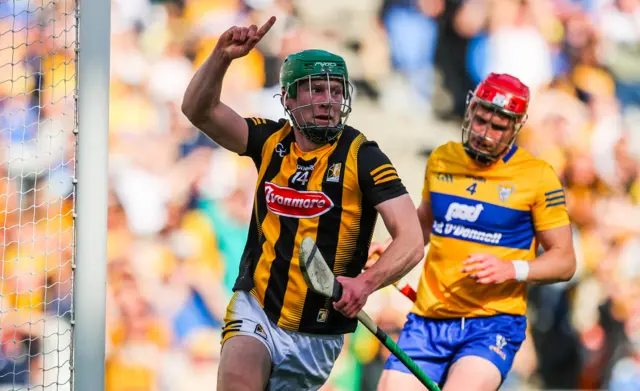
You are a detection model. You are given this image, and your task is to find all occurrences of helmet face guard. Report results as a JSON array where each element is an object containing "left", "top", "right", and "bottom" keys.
[
  {"left": 283, "top": 73, "right": 353, "bottom": 145},
  {"left": 462, "top": 95, "right": 527, "bottom": 165},
  {"left": 462, "top": 73, "right": 530, "bottom": 165},
  {"left": 279, "top": 49, "right": 353, "bottom": 145}
]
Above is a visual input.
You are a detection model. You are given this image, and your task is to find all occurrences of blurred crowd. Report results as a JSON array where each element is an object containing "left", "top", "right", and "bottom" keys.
[{"left": 0, "top": 0, "right": 640, "bottom": 390}]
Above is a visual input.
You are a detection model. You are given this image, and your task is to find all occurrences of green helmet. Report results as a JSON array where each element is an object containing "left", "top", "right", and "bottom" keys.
[{"left": 279, "top": 49, "right": 353, "bottom": 145}]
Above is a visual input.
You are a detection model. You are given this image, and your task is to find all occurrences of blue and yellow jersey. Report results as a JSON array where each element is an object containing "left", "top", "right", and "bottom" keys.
[{"left": 414, "top": 141, "right": 570, "bottom": 319}]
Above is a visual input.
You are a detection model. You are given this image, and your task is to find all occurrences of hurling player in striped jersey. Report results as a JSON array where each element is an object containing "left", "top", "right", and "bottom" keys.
[{"left": 182, "top": 16, "right": 424, "bottom": 391}]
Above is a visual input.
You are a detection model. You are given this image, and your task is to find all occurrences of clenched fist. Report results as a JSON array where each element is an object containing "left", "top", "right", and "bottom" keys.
[{"left": 215, "top": 16, "right": 276, "bottom": 61}]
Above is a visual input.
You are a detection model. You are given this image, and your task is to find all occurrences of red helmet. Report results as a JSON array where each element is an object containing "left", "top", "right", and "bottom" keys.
[{"left": 462, "top": 73, "right": 530, "bottom": 165}]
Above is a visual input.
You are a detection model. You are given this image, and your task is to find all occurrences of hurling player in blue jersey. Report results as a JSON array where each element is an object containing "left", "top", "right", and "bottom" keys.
[{"left": 371, "top": 73, "right": 577, "bottom": 391}]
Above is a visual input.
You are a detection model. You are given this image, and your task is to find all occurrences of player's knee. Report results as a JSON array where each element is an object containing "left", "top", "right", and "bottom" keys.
[
  {"left": 218, "top": 357, "right": 270, "bottom": 391},
  {"left": 377, "top": 369, "right": 427, "bottom": 391},
  {"left": 376, "top": 370, "right": 391, "bottom": 391},
  {"left": 443, "top": 356, "right": 502, "bottom": 391},
  {"left": 217, "top": 336, "right": 272, "bottom": 391},
  {"left": 218, "top": 366, "right": 256, "bottom": 391}
]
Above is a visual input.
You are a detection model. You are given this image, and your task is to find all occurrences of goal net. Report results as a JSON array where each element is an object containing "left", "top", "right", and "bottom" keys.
[{"left": 0, "top": 1, "right": 77, "bottom": 389}]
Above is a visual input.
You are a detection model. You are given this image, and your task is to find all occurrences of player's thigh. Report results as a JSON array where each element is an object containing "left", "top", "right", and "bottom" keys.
[
  {"left": 442, "top": 356, "right": 501, "bottom": 391},
  {"left": 217, "top": 335, "right": 272, "bottom": 391},
  {"left": 269, "top": 331, "right": 343, "bottom": 391},
  {"left": 218, "top": 291, "right": 276, "bottom": 391},
  {"left": 444, "top": 315, "right": 527, "bottom": 391},
  {"left": 377, "top": 369, "right": 429, "bottom": 391}
]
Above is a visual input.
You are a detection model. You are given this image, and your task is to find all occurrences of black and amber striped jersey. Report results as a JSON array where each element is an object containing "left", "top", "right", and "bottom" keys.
[{"left": 233, "top": 117, "right": 407, "bottom": 335}]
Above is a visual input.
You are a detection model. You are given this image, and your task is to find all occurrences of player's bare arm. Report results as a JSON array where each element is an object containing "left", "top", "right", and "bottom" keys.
[
  {"left": 365, "top": 198, "right": 432, "bottom": 270},
  {"left": 334, "top": 194, "right": 424, "bottom": 317},
  {"left": 366, "top": 194, "right": 425, "bottom": 288},
  {"left": 462, "top": 224, "right": 576, "bottom": 284},
  {"left": 526, "top": 225, "right": 576, "bottom": 282},
  {"left": 181, "top": 16, "right": 276, "bottom": 154}
]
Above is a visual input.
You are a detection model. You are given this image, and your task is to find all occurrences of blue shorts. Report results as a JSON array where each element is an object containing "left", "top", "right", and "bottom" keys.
[{"left": 384, "top": 313, "right": 527, "bottom": 386}]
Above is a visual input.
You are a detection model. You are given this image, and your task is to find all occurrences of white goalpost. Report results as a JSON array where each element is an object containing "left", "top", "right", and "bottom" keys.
[
  {"left": 74, "top": 0, "right": 110, "bottom": 390},
  {"left": 0, "top": 0, "right": 110, "bottom": 390}
]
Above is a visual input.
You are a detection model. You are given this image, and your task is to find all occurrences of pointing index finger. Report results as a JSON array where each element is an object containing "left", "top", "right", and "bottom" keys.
[{"left": 256, "top": 16, "right": 277, "bottom": 38}]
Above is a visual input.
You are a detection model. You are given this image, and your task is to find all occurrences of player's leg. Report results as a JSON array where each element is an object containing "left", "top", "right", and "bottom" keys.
[
  {"left": 377, "top": 314, "right": 453, "bottom": 391},
  {"left": 441, "top": 356, "right": 501, "bottom": 391},
  {"left": 217, "top": 335, "right": 272, "bottom": 391},
  {"left": 217, "top": 291, "right": 278, "bottom": 391},
  {"left": 377, "top": 368, "right": 428, "bottom": 390},
  {"left": 443, "top": 315, "right": 527, "bottom": 391},
  {"left": 268, "top": 329, "right": 343, "bottom": 391}
]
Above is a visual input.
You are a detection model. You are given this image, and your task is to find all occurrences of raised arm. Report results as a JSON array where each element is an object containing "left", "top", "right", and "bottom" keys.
[{"left": 181, "top": 17, "right": 276, "bottom": 154}]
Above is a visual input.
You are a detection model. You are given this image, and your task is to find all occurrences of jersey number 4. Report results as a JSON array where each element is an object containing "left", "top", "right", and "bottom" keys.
[{"left": 466, "top": 183, "right": 477, "bottom": 195}]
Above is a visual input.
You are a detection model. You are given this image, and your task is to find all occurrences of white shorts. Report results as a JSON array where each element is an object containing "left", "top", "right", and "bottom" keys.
[{"left": 221, "top": 290, "right": 344, "bottom": 391}]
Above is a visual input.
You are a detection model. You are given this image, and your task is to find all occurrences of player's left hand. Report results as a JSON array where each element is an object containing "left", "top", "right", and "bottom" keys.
[
  {"left": 461, "top": 254, "right": 516, "bottom": 284},
  {"left": 333, "top": 275, "right": 371, "bottom": 318}
]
